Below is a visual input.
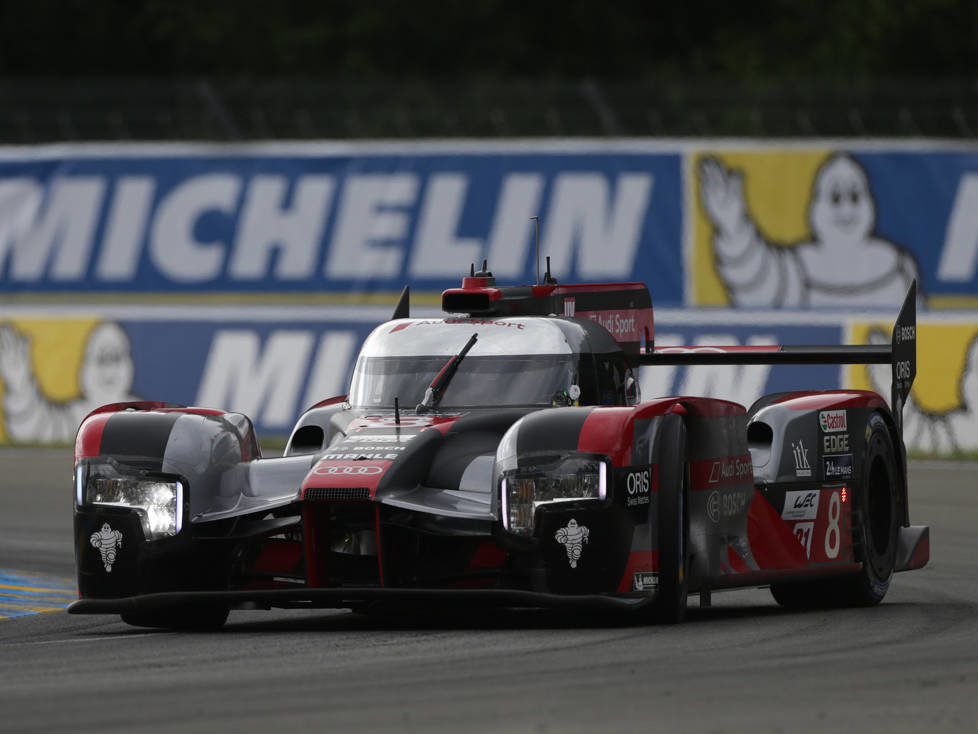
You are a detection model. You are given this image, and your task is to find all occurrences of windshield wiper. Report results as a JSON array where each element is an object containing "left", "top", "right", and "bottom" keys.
[{"left": 416, "top": 333, "right": 478, "bottom": 414}]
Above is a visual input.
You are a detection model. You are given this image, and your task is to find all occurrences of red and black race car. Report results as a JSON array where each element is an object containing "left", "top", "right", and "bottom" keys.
[{"left": 69, "top": 264, "right": 929, "bottom": 628}]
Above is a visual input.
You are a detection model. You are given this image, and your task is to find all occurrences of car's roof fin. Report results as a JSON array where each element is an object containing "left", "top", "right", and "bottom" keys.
[{"left": 392, "top": 285, "right": 410, "bottom": 320}]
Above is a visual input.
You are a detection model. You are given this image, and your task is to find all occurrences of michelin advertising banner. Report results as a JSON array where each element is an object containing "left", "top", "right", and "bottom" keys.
[
  {"left": 2, "top": 140, "right": 978, "bottom": 454},
  {"left": 0, "top": 308, "right": 829, "bottom": 441},
  {"left": 0, "top": 144, "right": 682, "bottom": 300},
  {"left": 2, "top": 141, "right": 978, "bottom": 307},
  {"left": 5, "top": 307, "right": 975, "bottom": 457}
]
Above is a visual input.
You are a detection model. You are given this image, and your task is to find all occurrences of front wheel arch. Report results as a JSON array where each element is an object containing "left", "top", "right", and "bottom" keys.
[{"left": 650, "top": 415, "right": 689, "bottom": 624}]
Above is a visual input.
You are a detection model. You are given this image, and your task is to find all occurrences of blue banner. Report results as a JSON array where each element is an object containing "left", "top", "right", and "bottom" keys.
[
  {"left": 0, "top": 145, "right": 683, "bottom": 301},
  {"left": 0, "top": 309, "right": 843, "bottom": 440},
  {"left": 4, "top": 308, "right": 975, "bottom": 455},
  {"left": 4, "top": 142, "right": 978, "bottom": 308}
]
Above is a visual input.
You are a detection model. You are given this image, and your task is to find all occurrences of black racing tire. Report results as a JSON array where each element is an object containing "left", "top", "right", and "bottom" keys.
[
  {"left": 651, "top": 417, "right": 690, "bottom": 624},
  {"left": 837, "top": 413, "right": 901, "bottom": 605},
  {"left": 771, "top": 412, "right": 901, "bottom": 609},
  {"left": 121, "top": 603, "right": 230, "bottom": 631}
]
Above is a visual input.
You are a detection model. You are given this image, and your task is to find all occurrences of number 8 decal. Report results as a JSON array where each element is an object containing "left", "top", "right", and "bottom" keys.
[{"left": 825, "top": 490, "right": 841, "bottom": 559}]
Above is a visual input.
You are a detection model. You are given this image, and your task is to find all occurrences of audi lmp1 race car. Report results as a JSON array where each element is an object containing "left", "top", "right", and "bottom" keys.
[{"left": 68, "top": 264, "right": 929, "bottom": 629}]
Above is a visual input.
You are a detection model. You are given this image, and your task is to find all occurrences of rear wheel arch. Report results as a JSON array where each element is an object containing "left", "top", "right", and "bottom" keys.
[{"left": 770, "top": 408, "right": 902, "bottom": 609}]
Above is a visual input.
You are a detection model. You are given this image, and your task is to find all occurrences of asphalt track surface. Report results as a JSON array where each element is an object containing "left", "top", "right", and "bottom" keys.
[{"left": 1, "top": 447, "right": 975, "bottom": 733}]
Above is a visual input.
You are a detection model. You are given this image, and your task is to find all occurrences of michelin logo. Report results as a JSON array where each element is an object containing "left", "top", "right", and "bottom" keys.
[
  {"left": 0, "top": 166, "right": 652, "bottom": 286},
  {"left": 0, "top": 322, "right": 138, "bottom": 443},
  {"left": 699, "top": 153, "right": 920, "bottom": 308}
]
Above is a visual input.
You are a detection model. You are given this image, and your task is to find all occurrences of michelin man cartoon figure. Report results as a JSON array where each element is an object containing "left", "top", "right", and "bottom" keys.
[
  {"left": 0, "top": 322, "right": 138, "bottom": 442},
  {"left": 555, "top": 518, "right": 589, "bottom": 568},
  {"left": 699, "top": 153, "right": 920, "bottom": 308},
  {"left": 90, "top": 523, "right": 123, "bottom": 572}
]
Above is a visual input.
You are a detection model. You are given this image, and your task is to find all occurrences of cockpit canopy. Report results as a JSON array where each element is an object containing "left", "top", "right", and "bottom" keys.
[{"left": 348, "top": 317, "right": 636, "bottom": 410}]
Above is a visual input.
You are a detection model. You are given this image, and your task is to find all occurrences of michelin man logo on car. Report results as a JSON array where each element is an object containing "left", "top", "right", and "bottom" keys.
[
  {"left": 699, "top": 153, "right": 920, "bottom": 308},
  {"left": 90, "top": 523, "right": 123, "bottom": 573},
  {"left": 555, "top": 518, "right": 589, "bottom": 568}
]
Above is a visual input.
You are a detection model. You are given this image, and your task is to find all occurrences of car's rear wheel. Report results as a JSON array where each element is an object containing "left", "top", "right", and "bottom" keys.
[
  {"left": 771, "top": 412, "right": 901, "bottom": 609},
  {"left": 651, "top": 417, "right": 689, "bottom": 624},
  {"left": 836, "top": 414, "right": 901, "bottom": 605},
  {"left": 121, "top": 603, "right": 230, "bottom": 631}
]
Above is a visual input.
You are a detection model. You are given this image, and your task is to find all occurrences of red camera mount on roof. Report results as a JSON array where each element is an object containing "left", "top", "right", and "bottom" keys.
[{"left": 440, "top": 259, "right": 654, "bottom": 358}]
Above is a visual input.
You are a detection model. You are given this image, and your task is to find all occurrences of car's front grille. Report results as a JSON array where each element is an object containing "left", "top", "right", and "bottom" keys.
[{"left": 304, "top": 487, "right": 371, "bottom": 501}]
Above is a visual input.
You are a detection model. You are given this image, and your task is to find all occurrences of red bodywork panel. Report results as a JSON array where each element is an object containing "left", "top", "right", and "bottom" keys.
[
  {"left": 441, "top": 279, "right": 653, "bottom": 357},
  {"left": 74, "top": 402, "right": 258, "bottom": 462},
  {"left": 772, "top": 389, "right": 887, "bottom": 411}
]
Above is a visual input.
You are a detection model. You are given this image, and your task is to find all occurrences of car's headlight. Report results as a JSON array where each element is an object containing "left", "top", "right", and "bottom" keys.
[
  {"left": 500, "top": 456, "right": 607, "bottom": 535},
  {"left": 83, "top": 473, "right": 184, "bottom": 541}
]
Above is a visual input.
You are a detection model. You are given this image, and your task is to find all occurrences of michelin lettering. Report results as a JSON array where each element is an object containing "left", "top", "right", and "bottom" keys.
[{"left": 0, "top": 161, "right": 658, "bottom": 289}]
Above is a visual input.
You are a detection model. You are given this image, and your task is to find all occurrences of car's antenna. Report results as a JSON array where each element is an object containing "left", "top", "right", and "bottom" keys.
[{"left": 531, "top": 216, "right": 540, "bottom": 285}]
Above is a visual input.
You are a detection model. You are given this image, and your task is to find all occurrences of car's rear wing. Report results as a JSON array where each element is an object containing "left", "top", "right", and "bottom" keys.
[{"left": 637, "top": 282, "right": 917, "bottom": 431}]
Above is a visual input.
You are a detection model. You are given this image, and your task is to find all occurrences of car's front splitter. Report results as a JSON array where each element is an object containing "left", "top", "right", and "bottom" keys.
[{"left": 67, "top": 586, "right": 654, "bottom": 615}]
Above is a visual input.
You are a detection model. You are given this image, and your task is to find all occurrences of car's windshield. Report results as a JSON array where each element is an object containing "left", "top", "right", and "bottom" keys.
[{"left": 348, "top": 354, "right": 578, "bottom": 409}]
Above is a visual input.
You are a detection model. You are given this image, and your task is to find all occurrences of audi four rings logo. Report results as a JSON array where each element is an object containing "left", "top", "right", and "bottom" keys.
[{"left": 314, "top": 465, "right": 384, "bottom": 476}]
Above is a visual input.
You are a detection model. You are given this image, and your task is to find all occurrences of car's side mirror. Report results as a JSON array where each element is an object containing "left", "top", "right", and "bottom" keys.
[{"left": 625, "top": 374, "right": 641, "bottom": 405}]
